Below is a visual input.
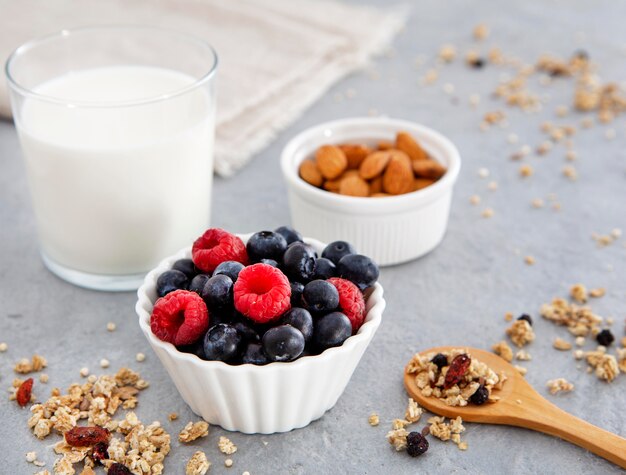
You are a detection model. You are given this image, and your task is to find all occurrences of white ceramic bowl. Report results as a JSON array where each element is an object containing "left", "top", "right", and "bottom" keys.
[
  {"left": 281, "top": 117, "right": 461, "bottom": 266},
  {"left": 136, "top": 234, "right": 385, "bottom": 434}
]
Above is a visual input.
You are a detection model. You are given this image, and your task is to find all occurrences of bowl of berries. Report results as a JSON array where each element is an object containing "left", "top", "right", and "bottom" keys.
[{"left": 136, "top": 226, "right": 385, "bottom": 434}]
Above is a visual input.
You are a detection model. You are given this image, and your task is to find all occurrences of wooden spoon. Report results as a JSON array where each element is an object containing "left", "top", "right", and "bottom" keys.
[{"left": 404, "top": 346, "right": 626, "bottom": 469}]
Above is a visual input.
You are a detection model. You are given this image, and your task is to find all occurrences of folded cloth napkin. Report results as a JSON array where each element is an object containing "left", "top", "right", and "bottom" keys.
[{"left": 0, "top": 0, "right": 406, "bottom": 176}]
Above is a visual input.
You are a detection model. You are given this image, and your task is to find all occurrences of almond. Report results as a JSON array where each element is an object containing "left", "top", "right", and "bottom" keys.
[
  {"left": 359, "top": 151, "right": 392, "bottom": 179},
  {"left": 299, "top": 159, "right": 323, "bottom": 186},
  {"left": 412, "top": 159, "right": 446, "bottom": 179},
  {"left": 315, "top": 145, "right": 347, "bottom": 179},
  {"left": 369, "top": 175, "right": 383, "bottom": 194},
  {"left": 323, "top": 179, "right": 341, "bottom": 191},
  {"left": 377, "top": 140, "right": 394, "bottom": 150},
  {"left": 396, "top": 131, "right": 428, "bottom": 161},
  {"left": 414, "top": 178, "right": 435, "bottom": 191},
  {"left": 340, "top": 144, "right": 372, "bottom": 169},
  {"left": 371, "top": 192, "right": 391, "bottom": 198},
  {"left": 339, "top": 175, "right": 370, "bottom": 197},
  {"left": 383, "top": 153, "right": 414, "bottom": 195}
]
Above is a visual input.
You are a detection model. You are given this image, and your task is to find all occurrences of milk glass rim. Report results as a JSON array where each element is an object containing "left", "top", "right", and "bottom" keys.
[{"left": 5, "top": 25, "right": 218, "bottom": 108}]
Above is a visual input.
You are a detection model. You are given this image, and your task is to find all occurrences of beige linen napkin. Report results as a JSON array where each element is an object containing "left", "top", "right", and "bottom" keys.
[{"left": 0, "top": 0, "right": 406, "bottom": 176}]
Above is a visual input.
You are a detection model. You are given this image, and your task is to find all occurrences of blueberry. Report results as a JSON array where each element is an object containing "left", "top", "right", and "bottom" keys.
[
  {"left": 290, "top": 281, "right": 305, "bottom": 307},
  {"left": 233, "top": 321, "right": 260, "bottom": 343},
  {"left": 282, "top": 243, "right": 316, "bottom": 282},
  {"left": 203, "top": 324, "right": 242, "bottom": 362},
  {"left": 303, "top": 280, "right": 339, "bottom": 314},
  {"left": 517, "top": 314, "right": 533, "bottom": 326},
  {"left": 172, "top": 258, "right": 197, "bottom": 279},
  {"left": 337, "top": 254, "right": 379, "bottom": 290},
  {"left": 469, "top": 385, "right": 489, "bottom": 405},
  {"left": 247, "top": 231, "right": 288, "bottom": 262},
  {"left": 213, "top": 261, "right": 245, "bottom": 282},
  {"left": 262, "top": 324, "right": 305, "bottom": 362},
  {"left": 313, "top": 312, "right": 352, "bottom": 351},
  {"left": 281, "top": 307, "right": 314, "bottom": 343},
  {"left": 200, "top": 274, "right": 233, "bottom": 309},
  {"left": 597, "top": 329, "right": 615, "bottom": 346},
  {"left": 177, "top": 340, "right": 206, "bottom": 359},
  {"left": 188, "top": 274, "right": 211, "bottom": 294},
  {"left": 260, "top": 258, "right": 278, "bottom": 267},
  {"left": 209, "top": 308, "right": 236, "bottom": 326},
  {"left": 430, "top": 353, "right": 448, "bottom": 369},
  {"left": 312, "top": 257, "right": 336, "bottom": 280},
  {"left": 156, "top": 270, "right": 188, "bottom": 297},
  {"left": 322, "top": 240, "right": 356, "bottom": 265},
  {"left": 288, "top": 240, "right": 318, "bottom": 258},
  {"left": 242, "top": 343, "right": 270, "bottom": 365},
  {"left": 274, "top": 225, "right": 303, "bottom": 245}
]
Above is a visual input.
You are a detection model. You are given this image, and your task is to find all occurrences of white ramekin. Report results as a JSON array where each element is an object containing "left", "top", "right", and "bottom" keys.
[
  {"left": 136, "top": 235, "right": 385, "bottom": 434},
  {"left": 280, "top": 117, "right": 461, "bottom": 266}
]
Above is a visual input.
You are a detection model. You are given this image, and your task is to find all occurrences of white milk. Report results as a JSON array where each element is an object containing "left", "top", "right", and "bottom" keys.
[{"left": 16, "top": 66, "right": 215, "bottom": 275}]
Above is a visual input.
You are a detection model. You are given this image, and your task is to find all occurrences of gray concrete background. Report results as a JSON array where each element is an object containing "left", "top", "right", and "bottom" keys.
[{"left": 1, "top": 0, "right": 626, "bottom": 473}]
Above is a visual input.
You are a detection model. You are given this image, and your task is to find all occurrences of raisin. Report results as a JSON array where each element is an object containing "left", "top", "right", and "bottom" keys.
[
  {"left": 92, "top": 441, "right": 109, "bottom": 464},
  {"left": 16, "top": 378, "right": 34, "bottom": 407},
  {"left": 430, "top": 353, "right": 448, "bottom": 370},
  {"left": 443, "top": 354, "right": 471, "bottom": 389},
  {"left": 596, "top": 329, "right": 614, "bottom": 346},
  {"left": 469, "top": 385, "right": 489, "bottom": 405},
  {"left": 108, "top": 463, "right": 132, "bottom": 475},
  {"left": 406, "top": 431, "right": 429, "bottom": 456},
  {"left": 65, "top": 426, "right": 110, "bottom": 447}
]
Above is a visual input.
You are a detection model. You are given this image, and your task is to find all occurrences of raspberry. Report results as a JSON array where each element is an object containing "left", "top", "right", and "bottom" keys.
[
  {"left": 234, "top": 264, "right": 291, "bottom": 324},
  {"left": 327, "top": 277, "right": 366, "bottom": 333},
  {"left": 150, "top": 290, "right": 209, "bottom": 346},
  {"left": 192, "top": 228, "right": 248, "bottom": 273}
]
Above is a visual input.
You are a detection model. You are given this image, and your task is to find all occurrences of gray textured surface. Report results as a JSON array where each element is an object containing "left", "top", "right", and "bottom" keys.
[{"left": 2, "top": 0, "right": 626, "bottom": 473}]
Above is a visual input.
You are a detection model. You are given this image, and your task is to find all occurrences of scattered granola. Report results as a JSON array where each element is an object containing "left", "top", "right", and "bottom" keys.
[
  {"left": 506, "top": 320, "right": 535, "bottom": 347},
  {"left": 586, "top": 350, "right": 619, "bottom": 382},
  {"left": 135, "top": 353, "right": 146, "bottom": 363},
  {"left": 100, "top": 359, "right": 110, "bottom": 369},
  {"left": 589, "top": 288, "right": 606, "bottom": 298},
  {"left": 492, "top": 341, "right": 513, "bottom": 362},
  {"left": 14, "top": 354, "right": 47, "bottom": 374},
  {"left": 516, "top": 350, "right": 532, "bottom": 361},
  {"left": 368, "top": 413, "right": 380, "bottom": 427},
  {"left": 428, "top": 416, "right": 467, "bottom": 449},
  {"left": 406, "top": 349, "right": 501, "bottom": 406},
  {"left": 186, "top": 451, "right": 211, "bottom": 475},
  {"left": 39, "top": 373, "right": 49, "bottom": 384},
  {"left": 481, "top": 208, "right": 494, "bottom": 218},
  {"left": 553, "top": 338, "right": 573, "bottom": 351},
  {"left": 0, "top": 342, "right": 8, "bottom": 352},
  {"left": 179, "top": 421, "right": 209, "bottom": 443},
  {"left": 570, "top": 283, "right": 588, "bottom": 303},
  {"left": 218, "top": 436, "right": 237, "bottom": 455},
  {"left": 405, "top": 398, "right": 423, "bottom": 423},
  {"left": 168, "top": 413, "right": 178, "bottom": 422},
  {"left": 106, "top": 322, "right": 117, "bottom": 332},
  {"left": 547, "top": 378, "right": 574, "bottom": 394},
  {"left": 524, "top": 256, "right": 535, "bottom": 266},
  {"left": 541, "top": 297, "right": 602, "bottom": 336},
  {"left": 225, "top": 458, "right": 234, "bottom": 468},
  {"left": 514, "top": 365, "right": 527, "bottom": 376},
  {"left": 80, "top": 367, "right": 89, "bottom": 378}
]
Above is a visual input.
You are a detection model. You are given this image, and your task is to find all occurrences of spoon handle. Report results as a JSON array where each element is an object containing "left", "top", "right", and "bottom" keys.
[{"left": 511, "top": 397, "right": 626, "bottom": 468}]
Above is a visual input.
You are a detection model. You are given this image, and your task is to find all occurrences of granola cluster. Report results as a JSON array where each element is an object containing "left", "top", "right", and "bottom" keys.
[
  {"left": 427, "top": 416, "right": 468, "bottom": 450},
  {"left": 406, "top": 349, "right": 502, "bottom": 407},
  {"left": 505, "top": 320, "right": 535, "bottom": 347},
  {"left": 178, "top": 421, "right": 209, "bottom": 443},
  {"left": 14, "top": 354, "right": 48, "bottom": 374},
  {"left": 386, "top": 398, "right": 424, "bottom": 451}
]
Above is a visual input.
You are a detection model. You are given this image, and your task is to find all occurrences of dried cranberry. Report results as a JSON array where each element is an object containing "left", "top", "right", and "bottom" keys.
[
  {"left": 108, "top": 463, "right": 132, "bottom": 475},
  {"left": 16, "top": 378, "right": 34, "bottom": 407},
  {"left": 65, "top": 426, "right": 110, "bottom": 447},
  {"left": 92, "top": 441, "right": 109, "bottom": 464},
  {"left": 443, "top": 354, "right": 471, "bottom": 389}
]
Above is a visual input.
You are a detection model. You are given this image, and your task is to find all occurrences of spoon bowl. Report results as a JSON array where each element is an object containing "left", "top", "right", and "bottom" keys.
[{"left": 404, "top": 346, "right": 626, "bottom": 469}]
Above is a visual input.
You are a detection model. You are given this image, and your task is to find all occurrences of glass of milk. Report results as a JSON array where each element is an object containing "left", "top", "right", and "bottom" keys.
[{"left": 5, "top": 26, "right": 217, "bottom": 291}]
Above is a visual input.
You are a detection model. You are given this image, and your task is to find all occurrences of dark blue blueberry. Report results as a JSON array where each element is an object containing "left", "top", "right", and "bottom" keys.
[
  {"left": 233, "top": 321, "right": 260, "bottom": 343},
  {"left": 430, "top": 353, "right": 448, "bottom": 369},
  {"left": 188, "top": 274, "right": 211, "bottom": 294},
  {"left": 262, "top": 324, "right": 305, "bottom": 362},
  {"left": 172, "top": 258, "right": 198, "bottom": 279},
  {"left": 281, "top": 307, "right": 314, "bottom": 343},
  {"left": 213, "top": 261, "right": 245, "bottom": 282},
  {"left": 201, "top": 274, "right": 233, "bottom": 309},
  {"left": 260, "top": 258, "right": 278, "bottom": 267},
  {"left": 322, "top": 241, "right": 356, "bottom": 265},
  {"left": 282, "top": 243, "right": 316, "bottom": 282},
  {"left": 337, "top": 254, "right": 379, "bottom": 290},
  {"left": 247, "top": 231, "right": 288, "bottom": 262},
  {"left": 313, "top": 257, "right": 336, "bottom": 280},
  {"left": 303, "top": 279, "right": 339, "bottom": 314},
  {"left": 274, "top": 226, "right": 303, "bottom": 245},
  {"left": 517, "top": 314, "right": 533, "bottom": 326},
  {"left": 156, "top": 269, "right": 188, "bottom": 297},
  {"left": 313, "top": 311, "right": 352, "bottom": 351},
  {"left": 203, "top": 324, "right": 242, "bottom": 362},
  {"left": 177, "top": 340, "right": 206, "bottom": 359},
  {"left": 469, "top": 385, "right": 489, "bottom": 405},
  {"left": 597, "top": 329, "right": 615, "bottom": 346},
  {"left": 242, "top": 343, "right": 270, "bottom": 365},
  {"left": 290, "top": 281, "right": 305, "bottom": 307}
]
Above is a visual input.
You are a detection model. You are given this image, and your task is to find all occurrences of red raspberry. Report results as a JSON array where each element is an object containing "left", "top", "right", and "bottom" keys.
[
  {"left": 192, "top": 228, "right": 248, "bottom": 273},
  {"left": 234, "top": 264, "right": 291, "bottom": 323},
  {"left": 328, "top": 277, "right": 366, "bottom": 333},
  {"left": 150, "top": 290, "right": 209, "bottom": 346}
]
